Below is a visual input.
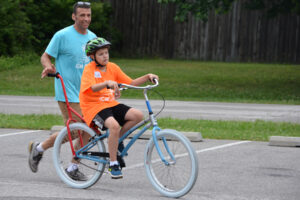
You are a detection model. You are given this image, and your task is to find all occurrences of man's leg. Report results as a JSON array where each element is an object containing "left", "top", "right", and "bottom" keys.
[
  {"left": 29, "top": 101, "right": 89, "bottom": 178},
  {"left": 28, "top": 101, "right": 68, "bottom": 173}
]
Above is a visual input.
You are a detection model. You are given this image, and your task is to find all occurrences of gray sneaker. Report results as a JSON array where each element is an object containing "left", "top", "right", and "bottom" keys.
[
  {"left": 28, "top": 142, "right": 43, "bottom": 173},
  {"left": 65, "top": 168, "right": 88, "bottom": 181}
]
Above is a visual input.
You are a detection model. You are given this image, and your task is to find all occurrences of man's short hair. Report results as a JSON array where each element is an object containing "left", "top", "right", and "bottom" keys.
[{"left": 73, "top": 1, "right": 91, "bottom": 14}]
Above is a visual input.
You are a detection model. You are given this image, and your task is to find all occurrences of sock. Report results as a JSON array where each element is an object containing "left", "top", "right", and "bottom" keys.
[
  {"left": 36, "top": 143, "right": 44, "bottom": 153},
  {"left": 67, "top": 163, "right": 78, "bottom": 172},
  {"left": 110, "top": 161, "right": 119, "bottom": 166}
]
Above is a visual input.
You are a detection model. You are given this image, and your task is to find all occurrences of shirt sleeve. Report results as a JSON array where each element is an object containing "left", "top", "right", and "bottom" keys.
[
  {"left": 113, "top": 63, "right": 132, "bottom": 84},
  {"left": 45, "top": 32, "right": 61, "bottom": 58},
  {"left": 80, "top": 64, "right": 95, "bottom": 94}
]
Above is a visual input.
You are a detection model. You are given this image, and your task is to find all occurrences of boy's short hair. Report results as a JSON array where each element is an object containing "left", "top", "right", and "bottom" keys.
[{"left": 73, "top": 1, "right": 91, "bottom": 14}]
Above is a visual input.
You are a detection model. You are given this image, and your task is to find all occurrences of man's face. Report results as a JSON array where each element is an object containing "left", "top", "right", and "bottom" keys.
[
  {"left": 72, "top": 8, "right": 91, "bottom": 30},
  {"left": 94, "top": 48, "right": 109, "bottom": 66}
]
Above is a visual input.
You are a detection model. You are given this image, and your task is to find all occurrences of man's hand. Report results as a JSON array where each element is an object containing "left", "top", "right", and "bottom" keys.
[{"left": 41, "top": 64, "right": 56, "bottom": 79}]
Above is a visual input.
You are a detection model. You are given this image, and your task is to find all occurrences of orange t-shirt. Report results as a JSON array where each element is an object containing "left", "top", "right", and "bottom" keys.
[{"left": 79, "top": 61, "right": 132, "bottom": 126}]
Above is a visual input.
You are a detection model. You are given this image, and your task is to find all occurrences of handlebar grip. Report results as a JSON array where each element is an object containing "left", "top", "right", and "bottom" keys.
[
  {"left": 47, "top": 72, "right": 59, "bottom": 78},
  {"left": 107, "top": 83, "right": 122, "bottom": 89}
]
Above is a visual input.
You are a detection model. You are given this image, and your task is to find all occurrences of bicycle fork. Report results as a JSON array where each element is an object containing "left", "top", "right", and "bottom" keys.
[{"left": 151, "top": 126, "right": 176, "bottom": 166}]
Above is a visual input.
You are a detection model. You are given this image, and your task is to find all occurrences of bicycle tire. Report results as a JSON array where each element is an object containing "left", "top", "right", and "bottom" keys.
[
  {"left": 53, "top": 123, "right": 106, "bottom": 189},
  {"left": 144, "top": 129, "right": 198, "bottom": 198}
]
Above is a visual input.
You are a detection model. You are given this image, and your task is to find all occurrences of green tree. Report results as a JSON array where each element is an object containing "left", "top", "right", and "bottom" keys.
[
  {"left": 0, "top": 0, "right": 33, "bottom": 56},
  {"left": 158, "top": 0, "right": 300, "bottom": 21},
  {"left": 0, "top": 0, "right": 119, "bottom": 56},
  {"left": 89, "top": 1, "right": 122, "bottom": 54}
]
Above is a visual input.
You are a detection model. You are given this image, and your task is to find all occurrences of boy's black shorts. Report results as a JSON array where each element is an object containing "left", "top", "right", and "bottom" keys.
[{"left": 92, "top": 104, "right": 131, "bottom": 131}]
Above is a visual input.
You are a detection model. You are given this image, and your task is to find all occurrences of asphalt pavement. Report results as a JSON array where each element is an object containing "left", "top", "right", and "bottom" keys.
[
  {"left": 0, "top": 128, "right": 299, "bottom": 200},
  {"left": 1, "top": 96, "right": 300, "bottom": 199}
]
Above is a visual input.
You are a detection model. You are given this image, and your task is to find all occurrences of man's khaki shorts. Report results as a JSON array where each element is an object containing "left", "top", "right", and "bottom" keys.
[{"left": 57, "top": 101, "right": 84, "bottom": 142}]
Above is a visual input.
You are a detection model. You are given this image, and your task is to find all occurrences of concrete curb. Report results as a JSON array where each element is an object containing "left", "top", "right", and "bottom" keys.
[
  {"left": 128, "top": 130, "right": 203, "bottom": 142},
  {"left": 269, "top": 136, "right": 300, "bottom": 147},
  {"left": 51, "top": 125, "right": 203, "bottom": 142}
]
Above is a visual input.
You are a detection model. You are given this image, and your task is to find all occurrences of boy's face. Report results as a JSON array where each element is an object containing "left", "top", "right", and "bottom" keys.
[{"left": 94, "top": 48, "right": 109, "bottom": 66}]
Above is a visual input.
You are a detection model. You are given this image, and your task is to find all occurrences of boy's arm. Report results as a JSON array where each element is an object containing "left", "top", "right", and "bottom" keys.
[
  {"left": 131, "top": 74, "right": 159, "bottom": 86},
  {"left": 91, "top": 80, "right": 119, "bottom": 92}
]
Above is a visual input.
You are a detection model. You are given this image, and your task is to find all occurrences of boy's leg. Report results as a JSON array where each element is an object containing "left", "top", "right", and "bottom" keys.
[
  {"left": 104, "top": 117, "right": 123, "bottom": 179},
  {"left": 119, "top": 108, "right": 144, "bottom": 136},
  {"left": 104, "top": 117, "right": 121, "bottom": 162},
  {"left": 113, "top": 106, "right": 143, "bottom": 156}
]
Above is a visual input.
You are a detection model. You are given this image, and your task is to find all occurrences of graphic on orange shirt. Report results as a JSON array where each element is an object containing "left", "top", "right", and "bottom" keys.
[{"left": 98, "top": 89, "right": 115, "bottom": 102}]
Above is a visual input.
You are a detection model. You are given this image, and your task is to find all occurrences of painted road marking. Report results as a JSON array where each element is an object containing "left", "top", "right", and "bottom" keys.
[
  {"left": 0, "top": 130, "right": 41, "bottom": 138},
  {"left": 125, "top": 140, "right": 251, "bottom": 170}
]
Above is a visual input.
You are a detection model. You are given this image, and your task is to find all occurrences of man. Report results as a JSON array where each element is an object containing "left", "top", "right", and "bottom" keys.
[{"left": 28, "top": 1, "right": 96, "bottom": 181}]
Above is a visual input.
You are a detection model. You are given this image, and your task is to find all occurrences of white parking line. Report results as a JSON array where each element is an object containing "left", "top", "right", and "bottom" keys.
[
  {"left": 0, "top": 130, "right": 41, "bottom": 138},
  {"left": 195, "top": 140, "right": 251, "bottom": 153},
  {"left": 125, "top": 140, "right": 251, "bottom": 170}
]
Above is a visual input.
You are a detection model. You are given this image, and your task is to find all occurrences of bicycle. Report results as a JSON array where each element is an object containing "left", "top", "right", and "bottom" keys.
[{"left": 49, "top": 72, "right": 198, "bottom": 198}]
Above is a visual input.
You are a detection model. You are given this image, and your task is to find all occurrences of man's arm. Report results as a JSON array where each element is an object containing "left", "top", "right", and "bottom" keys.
[{"left": 41, "top": 52, "right": 56, "bottom": 78}]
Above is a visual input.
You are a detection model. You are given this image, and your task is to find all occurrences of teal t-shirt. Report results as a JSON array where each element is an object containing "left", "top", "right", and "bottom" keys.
[{"left": 46, "top": 25, "right": 97, "bottom": 102}]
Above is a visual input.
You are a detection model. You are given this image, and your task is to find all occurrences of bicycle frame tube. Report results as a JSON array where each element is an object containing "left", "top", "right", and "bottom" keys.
[
  {"left": 119, "top": 123, "right": 151, "bottom": 157},
  {"left": 143, "top": 89, "right": 157, "bottom": 126},
  {"left": 75, "top": 133, "right": 109, "bottom": 164},
  {"left": 143, "top": 92, "right": 175, "bottom": 165}
]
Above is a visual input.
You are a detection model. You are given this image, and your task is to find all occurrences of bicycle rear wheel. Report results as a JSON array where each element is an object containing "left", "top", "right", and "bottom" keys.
[
  {"left": 144, "top": 129, "right": 198, "bottom": 198},
  {"left": 53, "top": 123, "right": 107, "bottom": 189}
]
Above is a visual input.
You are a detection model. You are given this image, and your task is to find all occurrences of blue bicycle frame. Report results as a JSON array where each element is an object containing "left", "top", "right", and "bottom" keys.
[{"left": 74, "top": 80, "right": 175, "bottom": 166}]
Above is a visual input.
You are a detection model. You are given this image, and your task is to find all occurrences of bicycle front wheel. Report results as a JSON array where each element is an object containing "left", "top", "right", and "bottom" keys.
[
  {"left": 144, "top": 129, "right": 198, "bottom": 198},
  {"left": 53, "top": 123, "right": 106, "bottom": 189}
]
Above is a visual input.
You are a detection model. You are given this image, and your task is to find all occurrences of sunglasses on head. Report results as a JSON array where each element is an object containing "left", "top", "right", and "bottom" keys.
[{"left": 76, "top": 1, "right": 91, "bottom": 6}]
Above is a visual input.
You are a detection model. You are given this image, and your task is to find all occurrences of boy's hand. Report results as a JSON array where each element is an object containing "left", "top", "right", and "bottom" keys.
[
  {"left": 148, "top": 74, "right": 159, "bottom": 83},
  {"left": 106, "top": 80, "right": 120, "bottom": 99},
  {"left": 106, "top": 80, "right": 119, "bottom": 89}
]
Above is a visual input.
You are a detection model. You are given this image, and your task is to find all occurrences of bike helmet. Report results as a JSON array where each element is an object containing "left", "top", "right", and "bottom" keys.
[{"left": 85, "top": 37, "right": 111, "bottom": 56}]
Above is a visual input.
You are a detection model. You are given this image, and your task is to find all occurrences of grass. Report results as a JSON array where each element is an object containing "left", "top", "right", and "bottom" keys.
[
  {"left": 0, "top": 55, "right": 299, "bottom": 104},
  {"left": 0, "top": 114, "right": 299, "bottom": 142}
]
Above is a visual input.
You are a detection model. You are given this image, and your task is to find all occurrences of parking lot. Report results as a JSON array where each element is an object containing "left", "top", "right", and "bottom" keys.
[{"left": 0, "top": 128, "right": 299, "bottom": 200}]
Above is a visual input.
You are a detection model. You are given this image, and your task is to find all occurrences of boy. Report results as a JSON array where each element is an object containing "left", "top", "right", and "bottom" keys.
[{"left": 79, "top": 37, "right": 159, "bottom": 179}]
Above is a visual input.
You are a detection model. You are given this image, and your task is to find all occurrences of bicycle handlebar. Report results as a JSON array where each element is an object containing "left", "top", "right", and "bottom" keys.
[
  {"left": 119, "top": 79, "right": 159, "bottom": 90},
  {"left": 47, "top": 72, "right": 60, "bottom": 78}
]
